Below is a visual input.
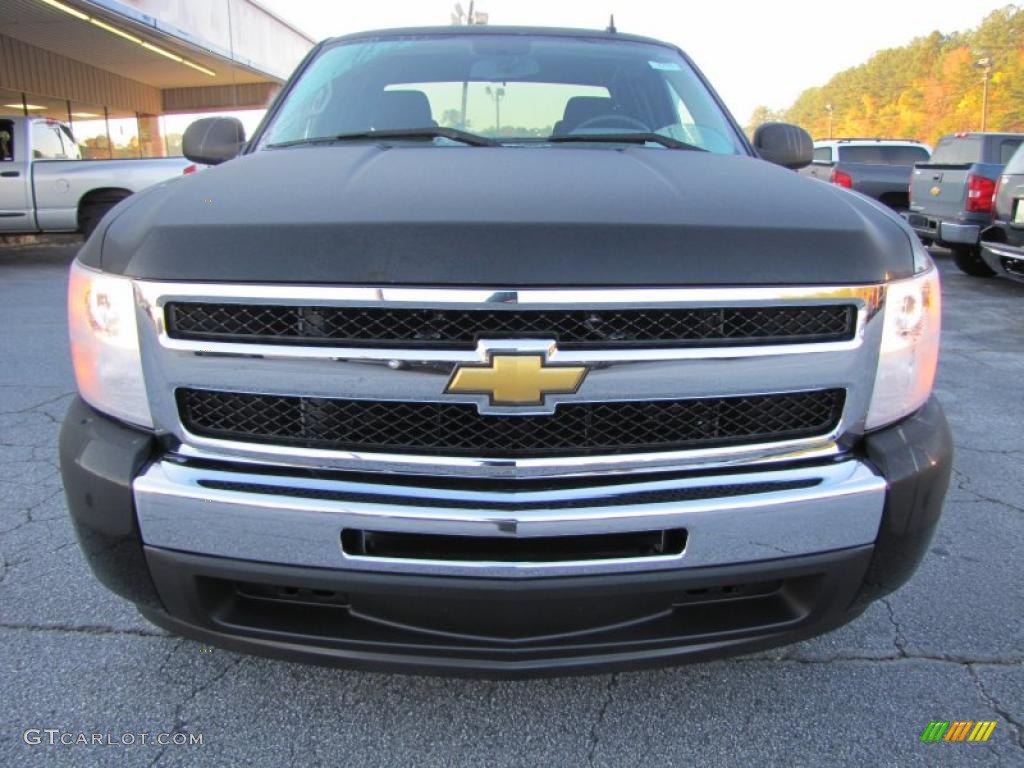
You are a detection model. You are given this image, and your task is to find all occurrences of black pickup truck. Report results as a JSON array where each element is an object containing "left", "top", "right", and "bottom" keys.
[{"left": 59, "top": 26, "right": 951, "bottom": 676}]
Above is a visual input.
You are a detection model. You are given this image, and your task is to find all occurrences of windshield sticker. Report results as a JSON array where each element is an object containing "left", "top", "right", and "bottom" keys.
[{"left": 649, "top": 61, "right": 682, "bottom": 71}]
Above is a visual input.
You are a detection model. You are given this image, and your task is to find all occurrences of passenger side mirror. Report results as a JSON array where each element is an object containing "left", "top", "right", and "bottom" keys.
[
  {"left": 182, "top": 117, "right": 245, "bottom": 166},
  {"left": 753, "top": 122, "right": 812, "bottom": 169}
]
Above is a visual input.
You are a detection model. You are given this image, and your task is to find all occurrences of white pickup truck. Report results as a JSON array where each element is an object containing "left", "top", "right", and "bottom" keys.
[{"left": 0, "top": 115, "right": 192, "bottom": 236}]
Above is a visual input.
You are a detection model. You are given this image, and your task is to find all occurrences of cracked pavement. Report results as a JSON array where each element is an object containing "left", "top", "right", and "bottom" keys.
[{"left": 0, "top": 243, "right": 1021, "bottom": 767}]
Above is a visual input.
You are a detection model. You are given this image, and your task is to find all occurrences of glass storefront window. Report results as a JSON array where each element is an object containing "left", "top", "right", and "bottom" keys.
[
  {"left": 106, "top": 115, "right": 141, "bottom": 158},
  {"left": 1, "top": 92, "right": 268, "bottom": 160},
  {"left": 71, "top": 118, "right": 112, "bottom": 159},
  {"left": 161, "top": 109, "right": 266, "bottom": 156}
]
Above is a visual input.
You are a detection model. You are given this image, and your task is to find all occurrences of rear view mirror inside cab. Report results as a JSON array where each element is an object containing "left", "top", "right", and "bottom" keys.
[{"left": 469, "top": 55, "right": 542, "bottom": 80}]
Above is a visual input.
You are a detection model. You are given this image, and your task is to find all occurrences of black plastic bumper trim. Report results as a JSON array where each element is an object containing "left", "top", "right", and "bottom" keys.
[
  {"left": 141, "top": 545, "right": 872, "bottom": 678},
  {"left": 853, "top": 397, "right": 953, "bottom": 607},
  {"left": 58, "top": 397, "right": 162, "bottom": 609}
]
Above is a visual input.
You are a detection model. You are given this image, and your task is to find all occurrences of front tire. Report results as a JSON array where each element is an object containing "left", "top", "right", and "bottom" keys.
[{"left": 951, "top": 246, "right": 995, "bottom": 277}]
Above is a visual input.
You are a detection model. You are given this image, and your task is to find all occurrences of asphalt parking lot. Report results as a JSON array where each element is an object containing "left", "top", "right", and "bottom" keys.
[{"left": 0, "top": 241, "right": 1021, "bottom": 767}]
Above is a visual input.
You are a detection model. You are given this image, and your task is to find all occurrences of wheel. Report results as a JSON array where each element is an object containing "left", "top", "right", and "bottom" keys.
[
  {"left": 951, "top": 246, "right": 995, "bottom": 277},
  {"left": 79, "top": 192, "right": 130, "bottom": 238},
  {"left": 79, "top": 204, "right": 105, "bottom": 238}
]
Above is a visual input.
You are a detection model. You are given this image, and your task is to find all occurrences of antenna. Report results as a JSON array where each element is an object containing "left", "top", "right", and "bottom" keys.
[{"left": 607, "top": 14, "right": 617, "bottom": 33}]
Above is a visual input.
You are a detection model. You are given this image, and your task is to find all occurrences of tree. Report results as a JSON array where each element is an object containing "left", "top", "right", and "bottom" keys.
[
  {"left": 780, "top": 6, "right": 1024, "bottom": 145},
  {"left": 745, "top": 105, "right": 784, "bottom": 138}
]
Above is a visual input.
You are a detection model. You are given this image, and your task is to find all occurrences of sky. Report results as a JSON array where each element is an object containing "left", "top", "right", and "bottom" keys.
[{"left": 255, "top": 0, "right": 1009, "bottom": 124}]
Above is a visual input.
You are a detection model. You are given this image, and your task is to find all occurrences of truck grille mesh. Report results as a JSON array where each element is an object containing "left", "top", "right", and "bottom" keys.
[
  {"left": 165, "top": 303, "right": 856, "bottom": 349},
  {"left": 177, "top": 388, "right": 845, "bottom": 458}
]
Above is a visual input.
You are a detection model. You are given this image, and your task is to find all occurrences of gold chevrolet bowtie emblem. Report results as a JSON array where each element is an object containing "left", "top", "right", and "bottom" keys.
[
  {"left": 930, "top": 186, "right": 942, "bottom": 197},
  {"left": 446, "top": 354, "right": 587, "bottom": 405}
]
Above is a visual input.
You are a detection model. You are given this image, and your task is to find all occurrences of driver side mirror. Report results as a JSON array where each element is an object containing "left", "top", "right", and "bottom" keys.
[
  {"left": 183, "top": 117, "right": 245, "bottom": 166},
  {"left": 753, "top": 122, "right": 812, "bottom": 169}
]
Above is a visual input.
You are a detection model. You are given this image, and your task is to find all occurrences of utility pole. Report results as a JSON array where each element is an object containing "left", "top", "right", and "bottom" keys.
[
  {"left": 453, "top": 3, "right": 489, "bottom": 129},
  {"left": 825, "top": 103, "right": 834, "bottom": 140},
  {"left": 975, "top": 56, "right": 993, "bottom": 132},
  {"left": 452, "top": 2, "right": 487, "bottom": 25}
]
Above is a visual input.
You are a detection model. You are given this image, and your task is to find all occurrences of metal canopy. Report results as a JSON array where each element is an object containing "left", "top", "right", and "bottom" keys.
[{"left": 0, "top": 0, "right": 277, "bottom": 89}]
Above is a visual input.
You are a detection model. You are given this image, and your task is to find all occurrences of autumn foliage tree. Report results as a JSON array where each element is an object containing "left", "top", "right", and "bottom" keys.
[{"left": 758, "top": 6, "right": 1024, "bottom": 145}]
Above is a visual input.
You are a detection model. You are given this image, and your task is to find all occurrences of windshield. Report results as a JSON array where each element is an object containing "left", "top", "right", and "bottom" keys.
[
  {"left": 838, "top": 145, "right": 930, "bottom": 166},
  {"left": 930, "top": 137, "right": 983, "bottom": 165},
  {"left": 259, "top": 33, "right": 743, "bottom": 154}
]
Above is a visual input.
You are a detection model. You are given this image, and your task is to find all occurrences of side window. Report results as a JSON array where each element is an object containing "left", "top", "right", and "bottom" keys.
[
  {"left": 813, "top": 147, "right": 832, "bottom": 163},
  {"left": 0, "top": 120, "right": 13, "bottom": 161},
  {"left": 1003, "top": 144, "right": 1024, "bottom": 175},
  {"left": 31, "top": 122, "right": 67, "bottom": 160},
  {"left": 1000, "top": 140, "right": 1022, "bottom": 165}
]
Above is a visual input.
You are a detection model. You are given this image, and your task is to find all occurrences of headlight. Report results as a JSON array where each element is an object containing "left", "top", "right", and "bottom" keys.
[
  {"left": 865, "top": 251, "right": 941, "bottom": 430},
  {"left": 68, "top": 260, "right": 153, "bottom": 428}
]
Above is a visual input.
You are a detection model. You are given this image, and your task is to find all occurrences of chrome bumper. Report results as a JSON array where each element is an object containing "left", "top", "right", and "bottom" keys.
[
  {"left": 939, "top": 221, "right": 980, "bottom": 245},
  {"left": 134, "top": 458, "right": 886, "bottom": 578},
  {"left": 981, "top": 240, "right": 1024, "bottom": 280}
]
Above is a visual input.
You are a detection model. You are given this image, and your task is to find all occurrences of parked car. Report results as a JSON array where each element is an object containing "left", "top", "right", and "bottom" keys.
[
  {"left": 0, "top": 115, "right": 192, "bottom": 236},
  {"left": 979, "top": 142, "right": 1024, "bottom": 283},
  {"left": 907, "top": 131, "right": 1024, "bottom": 275},
  {"left": 801, "top": 138, "right": 931, "bottom": 212},
  {"left": 60, "top": 26, "right": 950, "bottom": 677}
]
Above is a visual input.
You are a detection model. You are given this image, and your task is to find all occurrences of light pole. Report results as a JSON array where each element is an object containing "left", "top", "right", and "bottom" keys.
[
  {"left": 824, "top": 103, "right": 834, "bottom": 139},
  {"left": 486, "top": 86, "right": 505, "bottom": 136},
  {"left": 453, "top": 3, "right": 489, "bottom": 128},
  {"left": 975, "top": 56, "right": 993, "bottom": 132}
]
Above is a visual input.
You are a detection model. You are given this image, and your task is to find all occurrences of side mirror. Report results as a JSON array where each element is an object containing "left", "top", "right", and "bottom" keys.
[
  {"left": 182, "top": 117, "right": 245, "bottom": 165},
  {"left": 753, "top": 122, "right": 812, "bottom": 169}
]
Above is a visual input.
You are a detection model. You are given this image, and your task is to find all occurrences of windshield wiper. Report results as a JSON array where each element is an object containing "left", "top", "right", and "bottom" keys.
[
  {"left": 268, "top": 127, "right": 496, "bottom": 149},
  {"left": 547, "top": 133, "right": 706, "bottom": 151}
]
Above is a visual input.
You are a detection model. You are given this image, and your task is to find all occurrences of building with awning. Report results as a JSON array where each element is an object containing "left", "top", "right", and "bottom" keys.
[{"left": 0, "top": 0, "right": 314, "bottom": 156}]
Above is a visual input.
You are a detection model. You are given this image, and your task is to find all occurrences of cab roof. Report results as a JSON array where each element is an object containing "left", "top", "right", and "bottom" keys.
[{"left": 327, "top": 25, "right": 677, "bottom": 50}]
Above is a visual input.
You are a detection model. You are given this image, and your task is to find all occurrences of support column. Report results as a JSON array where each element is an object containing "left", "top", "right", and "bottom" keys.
[{"left": 136, "top": 113, "right": 165, "bottom": 157}]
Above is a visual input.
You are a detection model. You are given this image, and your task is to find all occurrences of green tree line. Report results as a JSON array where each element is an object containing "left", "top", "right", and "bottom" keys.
[{"left": 748, "top": 5, "right": 1024, "bottom": 144}]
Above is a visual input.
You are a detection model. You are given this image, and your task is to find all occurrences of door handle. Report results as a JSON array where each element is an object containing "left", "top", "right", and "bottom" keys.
[{"left": 0, "top": 170, "right": 19, "bottom": 178}]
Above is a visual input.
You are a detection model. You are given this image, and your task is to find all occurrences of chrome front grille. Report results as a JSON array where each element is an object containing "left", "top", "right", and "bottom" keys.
[
  {"left": 164, "top": 301, "right": 857, "bottom": 349},
  {"left": 134, "top": 283, "right": 885, "bottom": 478},
  {"left": 177, "top": 388, "right": 845, "bottom": 458}
]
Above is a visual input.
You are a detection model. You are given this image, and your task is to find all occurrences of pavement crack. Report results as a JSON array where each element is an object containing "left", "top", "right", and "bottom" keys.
[
  {"left": 0, "top": 622, "right": 167, "bottom": 638},
  {"left": 958, "top": 446, "right": 1024, "bottom": 457},
  {"left": 586, "top": 672, "right": 618, "bottom": 767},
  {"left": 0, "top": 486, "right": 66, "bottom": 535},
  {"left": 151, "top": 655, "right": 246, "bottom": 767},
  {"left": 0, "top": 391, "right": 75, "bottom": 417},
  {"left": 749, "top": 654, "right": 1024, "bottom": 666},
  {"left": 155, "top": 637, "right": 189, "bottom": 682},
  {"left": 880, "top": 597, "right": 908, "bottom": 658},
  {"left": 968, "top": 664, "right": 1024, "bottom": 752},
  {"left": 951, "top": 468, "right": 1024, "bottom": 514}
]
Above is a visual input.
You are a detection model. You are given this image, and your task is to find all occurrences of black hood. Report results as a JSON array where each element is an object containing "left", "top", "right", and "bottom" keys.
[{"left": 91, "top": 145, "right": 916, "bottom": 285}]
